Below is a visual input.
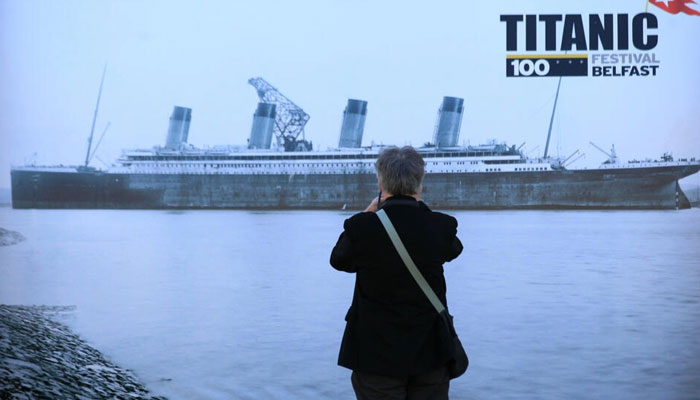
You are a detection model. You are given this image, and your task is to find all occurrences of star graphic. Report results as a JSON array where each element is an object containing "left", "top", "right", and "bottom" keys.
[{"left": 655, "top": 0, "right": 672, "bottom": 6}]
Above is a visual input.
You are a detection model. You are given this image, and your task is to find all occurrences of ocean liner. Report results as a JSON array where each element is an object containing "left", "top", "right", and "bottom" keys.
[{"left": 10, "top": 77, "right": 700, "bottom": 210}]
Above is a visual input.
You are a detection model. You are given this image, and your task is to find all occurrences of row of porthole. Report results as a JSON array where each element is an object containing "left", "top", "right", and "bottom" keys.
[
  {"left": 132, "top": 162, "right": 530, "bottom": 170},
  {"left": 131, "top": 163, "right": 374, "bottom": 169},
  {"left": 432, "top": 161, "right": 473, "bottom": 165},
  {"left": 454, "top": 161, "right": 479, "bottom": 165},
  {"left": 118, "top": 169, "right": 566, "bottom": 176},
  {"left": 125, "top": 170, "right": 376, "bottom": 175},
  {"left": 124, "top": 166, "right": 564, "bottom": 174}
]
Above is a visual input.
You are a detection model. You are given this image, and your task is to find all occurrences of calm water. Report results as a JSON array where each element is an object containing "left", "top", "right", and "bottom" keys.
[{"left": 1, "top": 207, "right": 699, "bottom": 400}]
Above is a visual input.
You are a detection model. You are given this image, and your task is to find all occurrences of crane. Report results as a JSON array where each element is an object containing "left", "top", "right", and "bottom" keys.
[
  {"left": 562, "top": 149, "right": 579, "bottom": 163},
  {"left": 565, "top": 153, "right": 585, "bottom": 167},
  {"left": 544, "top": 75, "right": 562, "bottom": 159},
  {"left": 84, "top": 64, "right": 107, "bottom": 168},
  {"left": 248, "top": 77, "right": 312, "bottom": 152},
  {"left": 589, "top": 142, "right": 618, "bottom": 164}
]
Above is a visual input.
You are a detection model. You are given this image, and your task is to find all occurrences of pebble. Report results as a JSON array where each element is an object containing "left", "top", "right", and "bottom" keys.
[
  {"left": 0, "top": 305, "right": 167, "bottom": 399},
  {"left": 0, "top": 227, "right": 24, "bottom": 247}
]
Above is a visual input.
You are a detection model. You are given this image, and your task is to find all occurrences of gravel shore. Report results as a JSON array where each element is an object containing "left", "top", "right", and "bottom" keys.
[
  {"left": 0, "top": 305, "right": 166, "bottom": 399},
  {"left": 0, "top": 228, "right": 24, "bottom": 247}
]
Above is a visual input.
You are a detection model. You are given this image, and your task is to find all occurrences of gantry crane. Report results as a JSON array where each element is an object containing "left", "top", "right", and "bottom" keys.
[
  {"left": 248, "top": 77, "right": 312, "bottom": 152},
  {"left": 589, "top": 142, "right": 618, "bottom": 164}
]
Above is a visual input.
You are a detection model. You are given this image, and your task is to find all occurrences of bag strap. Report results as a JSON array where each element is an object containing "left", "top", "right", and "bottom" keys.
[{"left": 376, "top": 209, "right": 446, "bottom": 314}]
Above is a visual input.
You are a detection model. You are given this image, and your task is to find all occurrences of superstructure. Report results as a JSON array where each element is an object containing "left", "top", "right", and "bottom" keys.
[{"left": 10, "top": 78, "right": 700, "bottom": 210}]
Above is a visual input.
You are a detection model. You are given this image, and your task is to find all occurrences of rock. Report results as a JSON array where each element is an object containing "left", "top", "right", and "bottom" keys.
[
  {"left": 0, "top": 227, "right": 25, "bottom": 246},
  {"left": 0, "top": 305, "right": 166, "bottom": 399}
]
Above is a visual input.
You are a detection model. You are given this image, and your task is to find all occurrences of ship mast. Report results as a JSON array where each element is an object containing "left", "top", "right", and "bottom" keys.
[
  {"left": 84, "top": 65, "right": 107, "bottom": 167},
  {"left": 543, "top": 75, "right": 562, "bottom": 159}
]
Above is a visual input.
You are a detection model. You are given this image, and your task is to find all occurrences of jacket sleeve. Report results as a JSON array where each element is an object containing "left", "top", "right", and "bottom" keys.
[
  {"left": 445, "top": 216, "right": 463, "bottom": 262},
  {"left": 330, "top": 219, "right": 357, "bottom": 272}
]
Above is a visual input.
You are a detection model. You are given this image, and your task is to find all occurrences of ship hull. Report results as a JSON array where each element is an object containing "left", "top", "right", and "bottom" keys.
[{"left": 10, "top": 164, "right": 700, "bottom": 210}]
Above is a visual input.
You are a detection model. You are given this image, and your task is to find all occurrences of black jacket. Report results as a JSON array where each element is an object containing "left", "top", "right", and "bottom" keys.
[{"left": 330, "top": 195, "right": 463, "bottom": 377}]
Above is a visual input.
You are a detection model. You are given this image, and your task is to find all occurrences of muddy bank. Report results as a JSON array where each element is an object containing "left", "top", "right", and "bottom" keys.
[{"left": 0, "top": 305, "right": 166, "bottom": 399}]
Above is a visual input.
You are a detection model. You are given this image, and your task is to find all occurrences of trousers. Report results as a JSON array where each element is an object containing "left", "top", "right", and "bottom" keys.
[{"left": 351, "top": 366, "right": 450, "bottom": 400}]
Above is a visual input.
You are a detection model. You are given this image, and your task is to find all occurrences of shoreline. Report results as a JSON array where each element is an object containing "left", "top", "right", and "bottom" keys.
[
  {"left": 0, "top": 227, "right": 24, "bottom": 247},
  {"left": 0, "top": 305, "right": 166, "bottom": 399}
]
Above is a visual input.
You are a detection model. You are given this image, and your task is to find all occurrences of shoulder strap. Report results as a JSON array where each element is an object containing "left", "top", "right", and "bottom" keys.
[{"left": 376, "top": 209, "right": 446, "bottom": 314}]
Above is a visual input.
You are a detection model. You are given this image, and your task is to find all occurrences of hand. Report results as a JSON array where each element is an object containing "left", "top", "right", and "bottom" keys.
[{"left": 364, "top": 196, "right": 380, "bottom": 213}]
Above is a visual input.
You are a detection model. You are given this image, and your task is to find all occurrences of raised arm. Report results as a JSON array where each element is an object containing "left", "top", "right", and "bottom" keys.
[
  {"left": 445, "top": 216, "right": 463, "bottom": 262},
  {"left": 330, "top": 220, "right": 357, "bottom": 272}
]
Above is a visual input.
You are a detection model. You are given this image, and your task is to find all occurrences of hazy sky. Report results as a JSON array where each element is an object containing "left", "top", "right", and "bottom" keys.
[{"left": 2, "top": 0, "right": 699, "bottom": 188}]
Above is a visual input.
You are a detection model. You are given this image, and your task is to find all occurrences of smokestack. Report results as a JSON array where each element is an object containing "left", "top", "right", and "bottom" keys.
[
  {"left": 165, "top": 106, "right": 192, "bottom": 149},
  {"left": 338, "top": 99, "right": 368, "bottom": 148},
  {"left": 433, "top": 96, "right": 464, "bottom": 148},
  {"left": 249, "top": 103, "right": 276, "bottom": 149}
]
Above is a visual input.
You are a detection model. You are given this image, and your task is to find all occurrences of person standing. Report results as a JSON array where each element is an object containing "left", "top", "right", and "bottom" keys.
[{"left": 330, "top": 146, "right": 464, "bottom": 400}]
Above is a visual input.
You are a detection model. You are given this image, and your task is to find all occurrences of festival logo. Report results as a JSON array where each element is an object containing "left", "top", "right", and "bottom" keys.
[{"left": 501, "top": 0, "right": 698, "bottom": 78}]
